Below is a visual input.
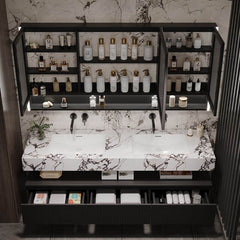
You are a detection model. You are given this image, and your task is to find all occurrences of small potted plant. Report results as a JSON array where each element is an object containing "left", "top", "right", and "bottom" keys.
[{"left": 28, "top": 116, "right": 52, "bottom": 140}]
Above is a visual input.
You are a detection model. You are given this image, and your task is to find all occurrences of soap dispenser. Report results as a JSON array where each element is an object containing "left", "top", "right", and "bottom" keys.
[
  {"left": 96, "top": 69, "right": 105, "bottom": 93},
  {"left": 132, "top": 70, "right": 140, "bottom": 92},
  {"left": 84, "top": 69, "right": 92, "bottom": 93},
  {"left": 120, "top": 69, "right": 129, "bottom": 93},
  {"left": 143, "top": 69, "right": 151, "bottom": 93},
  {"left": 110, "top": 70, "right": 117, "bottom": 93}
]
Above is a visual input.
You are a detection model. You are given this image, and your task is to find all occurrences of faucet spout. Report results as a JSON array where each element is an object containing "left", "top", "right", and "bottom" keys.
[
  {"left": 70, "top": 113, "right": 77, "bottom": 134},
  {"left": 149, "top": 113, "right": 156, "bottom": 134}
]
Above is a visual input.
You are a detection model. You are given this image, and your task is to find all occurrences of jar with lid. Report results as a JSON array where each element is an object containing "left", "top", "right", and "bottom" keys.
[
  {"left": 176, "top": 37, "right": 182, "bottom": 48},
  {"left": 178, "top": 96, "right": 188, "bottom": 108}
]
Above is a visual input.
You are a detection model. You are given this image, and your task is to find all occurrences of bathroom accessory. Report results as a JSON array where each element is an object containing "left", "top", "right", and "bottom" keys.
[
  {"left": 99, "top": 95, "right": 105, "bottom": 108},
  {"left": 195, "top": 79, "right": 201, "bottom": 92},
  {"left": 167, "top": 79, "right": 172, "bottom": 92},
  {"left": 120, "top": 69, "right": 129, "bottom": 93},
  {"left": 169, "top": 95, "right": 176, "bottom": 107},
  {"left": 118, "top": 171, "right": 134, "bottom": 180},
  {"left": 89, "top": 95, "right": 96, "bottom": 108},
  {"left": 53, "top": 77, "right": 60, "bottom": 92},
  {"left": 131, "top": 37, "right": 138, "bottom": 60},
  {"left": 132, "top": 70, "right": 140, "bottom": 92},
  {"left": 186, "top": 78, "right": 193, "bottom": 92},
  {"left": 110, "top": 70, "right": 117, "bottom": 92},
  {"left": 61, "top": 61, "right": 69, "bottom": 72},
  {"left": 61, "top": 97, "right": 68, "bottom": 108},
  {"left": 176, "top": 37, "right": 182, "bottom": 48},
  {"left": 175, "top": 78, "right": 182, "bottom": 92},
  {"left": 121, "top": 37, "right": 128, "bottom": 60},
  {"left": 96, "top": 69, "right": 105, "bottom": 93},
  {"left": 45, "top": 35, "right": 53, "bottom": 49},
  {"left": 83, "top": 40, "right": 93, "bottom": 61},
  {"left": 84, "top": 69, "right": 92, "bottom": 93},
  {"left": 187, "top": 128, "right": 193, "bottom": 137},
  {"left": 98, "top": 38, "right": 105, "bottom": 60},
  {"left": 143, "top": 69, "right": 151, "bottom": 93},
  {"left": 178, "top": 96, "right": 188, "bottom": 108},
  {"left": 65, "top": 77, "right": 72, "bottom": 92},
  {"left": 109, "top": 38, "right": 117, "bottom": 60},
  {"left": 149, "top": 113, "right": 156, "bottom": 134},
  {"left": 70, "top": 112, "right": 77, "bottom": 133},
  {"left": 101, "top": 171, "right": 117, "bottom": 180},
  {"left": 42, "top": 101, "right": 53, "bottom": 108},
  {"left": 59, "top": 35, "right": 65, "bottom": 48},
  {"left": 186, "top": 33, "right": 193, "bottom": 48},
  {"left": 38, "top": 56, "right": 46, "bottom": 71},
  {"left": 144, "top": 40, "right": 153, "bottom": 61},
  {"left": 183, "top": 57, "right": 191, "bottom": 71},
  {"left": 40, "top": 84, "right": 46, "bottom": 96},
  {"left": 193, "top": 57, "right": 201, "bottom": 71},
  {"left": 197, "top": 123, "right": 204, "bottom": 137},
  {"left": 194, "top": 33, "right": 202, "bottom": 49},
  {"left": 50, "top": 60, "right": 58, "bottom": 71},
  {"left": 166, "top": 37, "right": 172, "bottom": 48},
  {"left": 66, "top": 34, "right": 72, "bottom": 48},
  {"left": 120, "top": 190, "right": 141, "bottom": 204},
  {"left": 81, "top": 113, "right": 88, "bottom": 126},
  {"left": 151, "top": 95, "right": 158, "bottom": 108},
  {"left": 32, "top": 78, "right": 39, "bottom": 96},
  {"left": 170, "top": 56, "right": 177, "bottom": 71}
]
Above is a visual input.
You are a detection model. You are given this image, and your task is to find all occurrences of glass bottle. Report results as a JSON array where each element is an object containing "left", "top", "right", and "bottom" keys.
[
  {"left": 83, "top": 40, "right": 93, "bottom": 61},
  {"left": 186, "top": 78, "right": 193, "bottom": 92},
  {"left": 61, "top": 97, "right": 68, "bottom": 108},
  {"left": 65, "top": 77, "right": 72, "bottom": 92},
  {"left": 45, "top": 35, "right": 53, "bottom": 49},
  {"left": 61, "top": 61, "right": 68, "bottom": 72},
  {"left": 84, "top": 69, "right": 92, "bottom": 93},
  {"left": 120, "top": 69, "right": 129, "bottom": 93},
  {"left": 121, "top": 38, "right": 128, "bottom": 60},
  {"left": 170, "top": 56, "right": 177, "bottom": 71},
  {"left": 143, "top": 69, "right": 151, "bottom": 93},
  {"left": 98, "top": 38, "right": 105, "bottom": 60},
  {"left": 186, "top": 33, "right": 193, "bottom": 48},
  {"left": 32, "top": 78, "right": 39, "bottom": 96},
  {"left": 132, "top": 70, "right": 140, "bottom": 93},
  {"left": 193, "top": 57, "right": 201, "bottom": 71},
  {"left": 131, "top": 37, "right": 138, "bottom": 60},
  {"left": 194, "top": 33, "right": 202, "bottom": 49},
  {"left": 50, "top": 60, "right": 58, "bottom": 71},
  {"left": 66, "top": 34, "right": 72, "bottom": 48},
  {"left": 175, "top": 78, "right": 182, "bottom": 92},
  {"left": 53, "top": 77, "right": 60, "bottom": 92},
  {"left": 144, "top": 40, "right": 153, "bottom": 61},
  {"left": 110, "top": 70, "right": 117, "bottom": 93},
  {"left": 38, "top": 56, "right": 46, "bottom": 71},
  {"left": 59, "top": 35, "right": 65, "bottom": 48},
  {"left": 96, "top": 69, "right": 105, "bottom": 93},
  {"left": 166, "top": 37, "right": 172, "bottom": 48},
  {"left": 109, "top": 38, "right": 117, "bottom": 60},
  {"left": 183, "top": 57, "right": 191, "bottom": 71},
  {"left": 176, "top": 37, "right": 182, "bottom": 48}
]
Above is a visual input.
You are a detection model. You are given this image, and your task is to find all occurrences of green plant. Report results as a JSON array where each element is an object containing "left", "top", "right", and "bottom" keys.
[{"left": 28, "top": 116, "right": 52, "bottom": 140}]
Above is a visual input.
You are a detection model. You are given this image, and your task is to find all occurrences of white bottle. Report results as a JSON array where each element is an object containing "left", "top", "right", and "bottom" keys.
[
  {"left": 131, "top": 37, "right": 138, "bottom": 60},
  {"left": 143, "top": 69, "right": 151, "bottom": 93},
  {"left": 120, "top": 69, "right": 129, "bottom": 93},
  {"left": 186, "top": 78, "right": 193, "bottom": 92},
  {"left": 184, "top": 191, "right": 191, "bottom": 204},
  {"left": 96, "top": 69, "right": 105, "bottom": 93},
  {"left": 193, "top": 57, "right": 201, "bottom": 71},
  {"left": 172, "top": 191, "right": 179, "bottom": 204},
  {"left": 109, "top": 38, "right": 117, "bottom": 60},
  {"left": 195, "top": 79, "right": 201, "bottom": 92},
  {"left": 45, "top": 35, "right": 53, "bottom": 49},
  {"left": 132, "top": 70, "right": 140, "bottom": 92},
  {"left": 194, "top": 33, "right": 202, "bottom": 49},
  {"left": 183, "top": 57, "right": 191, "bottom": 71},
  {"left": 84, "top": 69, "right": 92, "bottom": 93},
  {"left": 120, "top": 38, "right": 128, "bottom": 60},
  {"left": 178, "top": 191, "right": 185, "bottom": 204},
  {"left": 98, "top": 38, "right": 105, "bottom": 60},
  {"left": 110, "top": 70, "right": 117, "bottom": 93},
  {"left": 144, "top": 40, "right": 153, "bottom": 61},
  {"left": 166, "top": 191, "right": 173, "bottom": 204},
  {"left": 83, "top": 40, "right": 93, "bottom": 61}
]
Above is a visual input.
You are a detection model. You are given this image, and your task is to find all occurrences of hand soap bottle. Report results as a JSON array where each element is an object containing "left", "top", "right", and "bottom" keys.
[
  {"left": 195, "top": 79, "right": 201, "bottom": 92},
  {"left": 120, "top": 69, "right": 129, "bottom": 93},
  {"left": 84, "top": 69, "right": 92, "bottom": 93},
  {"left": 121, "top": 38, "right": 128, "bottom": 60},
  {"left": 110, "top": 70, "right": 117, "bottom": 93},
  {"left": 96, "top": 69, "right": 105, "bottom": 93},
  {"left": 98, "top": 38, "right": 105, "bottom": 60},
  {"left": 132, "top": 70, "right": 140, "bottom": 92},
  {"left": 131, "top": 37, "right": 138, "bottom": 60},
  {"left": 186, "top": 78, "right": 193, "bottom": 92},
  {"left": 143, "top": 69, "right": 151, "bottom": 93},
  {"left": 109, "top": 38, "right": 117, "bottom": 60},
  {"left": 83, "top": 40, "right": 93, "bottom": 61},
  {"left": 144, "top": 40, "right": 153, "bottom": 61}
]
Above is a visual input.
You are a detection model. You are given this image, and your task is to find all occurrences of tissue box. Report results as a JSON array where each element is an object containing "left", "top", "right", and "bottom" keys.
[
  {"left": 33, "top": 192, "right": 48, "bottom": 204},
  {"left": 118, "top": 171, "right": 134, "bottom": 180},
  {"left": 49, "top": 191, "right": 66, "bottom": 204},
  {"left": 120, "top": 190, "right": 141, "bottom": 204},
  {"left": 95, "top": 190, "right": 116, "bottom": 204},
  {"left": 68, "top": 193, "right": 81, "bottom": 204},
  {"left": 101, "top": 171, "right": 117, "bottom": 180}
]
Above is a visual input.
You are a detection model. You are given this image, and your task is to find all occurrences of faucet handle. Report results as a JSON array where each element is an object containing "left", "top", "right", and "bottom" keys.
[
  {"left": 81, "top": 113, "right": 88, "bottom": 126},
  {"left": 70, "top": 113, "right": 77, "bottom": 119},
  {"left": 149, "top": 113, "right": 156, "bottom": 119}
]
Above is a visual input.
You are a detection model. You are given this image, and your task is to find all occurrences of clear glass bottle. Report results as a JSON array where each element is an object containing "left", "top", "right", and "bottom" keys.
[
  {"left": 96, "top": 69, "right": 105, "bottom": 93},
  {"left": 98, "top": 38, "right": 105, "bottom": 60},
  {"left": 186, "top": 33, "right": 193, "bottom": 48},
  {"left": 61, "top": 97, "right": 68, "bottom": 108},
  {"left": 132, "top": 70, "right": 140, "bottom": 93},
  {"left": 183, "top": 57, "right": 191, "bottom": 71},
  {"left": 170, "top": 56, "right": 177, "bottom": 71},
  {"left": 194, "top": 33, "right": 202, "bottom": 49},
  {"left": 38, "top": 56, "right": 46, "bottom": 71},
  {"left": 144, "top": 40, "right": 153, "bottom": 61},
  {"left": 120, "top": 69, "right": 129, "bottom": 93},
  {"left": 193, "top": 57, "right": 201, "bottom": 71},
  {"left": 110, "top": 70, "right": 117, "bottom": 93},
  {"left": 50, "top": 60, "right": 57, "bottom": 71},
  {"left": 40, "top": 83, "right": 46, "bottom": 96},
  {"left": 121, "top": 38, "right": 128, "bottom": 60},
  {"left": 32, "top": 78, "right": 39, "bottom": 96},
  {"left": 176, "top": 37, "right": 182, "bottom": 48},
  {"left": 166, "top": 37, "right": 172, "bottom": 48},
  {"left": 89, "top": 95, "right": 96, "bottom": 108},
  {"left": 65, "top": 77, "right": 72, "bottom": 92},
  {"left": 53, "top": 77, "right": 60, "bottom": 92},
  {"left": 143, "top": 69, "right": 151, "bottom": 93},
  {"left": 131, "top": 37, "right": 138, "bottom": 60},
  {"left": 84, "top": 69, "right": 92, "bottom": 93},
  {"left": 186, "top": 78, "right": 193, "bottom": 92},
  {"left": 61, "top": 61, "right": 69, "bottom": 72},
  {"left": 45, "top": 35, "right": 53, "bottom": 49},
  {"left": 109, "top": 38, "right": 117, "bottom": 60},
  {"left": 195, "top": 79, "right": 201, "bottom": 92},
  {"left": 83, "top": 40, "right": 93, "bottom": 61}
]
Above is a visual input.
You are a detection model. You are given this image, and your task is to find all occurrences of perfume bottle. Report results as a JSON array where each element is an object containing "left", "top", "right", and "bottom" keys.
[
  {"left": 38, "top": 56, "right": 46, "bottom": 71},
  {"left": 61, "top": 61, "right": 68, "bottom": 72},
  {"left": 186, "top": 33, "right": 193, "bottom": 48},
  {"left": 84, "top": 69, "right": 92, "bottom": 93},
  {"left": 66, "top": 34, "right": 72, "bottom": 48},
  {"left": 45, "top": 35, "right": 53, "bottom": 49},
  {"left": 110, "top": 70, "right": 117, "bottom": 93},
  {"left": 98, "top": 38, "right": 105, "bottom": 60},
  {"left": 170, "top": 56, "right": 177, "bottom": 71},
  {"left": 183, "top": 57, "right": 191, "bottom": 71},
  {"left": 176, "top": 37, "right": 182, "bottom": 48},
  {"left": 50, "top": 60, "right": 58, "bottom": 71},
  {"left": 166, "top": 37, "right": 172, "bottom": 48},
  {"left": 194, "top": 33, "right": 202, "bottom": 49},
  {"left": 152, "top": 95, "right": 158, "bottom": 108},
  {"left": 132, "top": 70, "right": 140, "bottom": 93},
  {"left": 61, "top": 97, "right": 68, "bottom": 108},
  {"left": 195, "top": 79, "right": 201, "bottom": 92},
  {"left": 143, "top": 69, "right": 151, "bottom": 93},
  {"left": 121, "top": 38, "right": 128, "bottom": 60},
  {"left": 40, "top": 83, "right": 46, "bottom": 96},
  {"left": 109, "top": 38, "right": 117, "bottom": 60},
  {"left": 83, "top": 40, "right": 93, "bottom": 61},
  {"left": 32, "top": 78, "right": 39, "bottom": 96},
  {"left": 96, "top": 69, "right": 105, "bottom": 93},
  {"left": 144, "top": 40, "right": 153, "bottom": 61},
  {"left": 131, "top": 37, "right": 138, "bottom": 60},
  {"left": 53, "top": 77, "right": 60, "bottom": 92},
  {"left": 120, "top": 69, "right": 129, "bottom": 93},
  {"left": 65, "top": 77, "right": 72, "bottom": 92},
  {"left": 186, "top": 78, "right": 193, "bottom": 92},
  {"left": 193, "top": 57, "right": 201, "bottom": 71}
]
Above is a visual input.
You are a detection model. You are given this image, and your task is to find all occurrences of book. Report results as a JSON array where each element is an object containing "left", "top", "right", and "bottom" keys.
[
  {"left": 49, "top": 191, "right": 66, "bottom": 204},
  {"left": 33, "top": 192, "right": 48, "bottom": 204},
  {"left": 160, "top": 171, "right": 192, "bottom": 179},
  {"left": 68, "top": 193, "right": 81, "bottom": 204}
]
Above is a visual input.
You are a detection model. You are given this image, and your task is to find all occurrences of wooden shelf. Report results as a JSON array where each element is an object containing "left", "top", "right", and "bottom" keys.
[
  {"left": 168, "top": 67, "right": 210, "bottom": 75},
  {"left": 25, "top": 46, "right": 77, "bottom": 52},
  {"left": 168, "top": 46, "right": 212, "bottom": 53},
  {"left": 27, "top": 67, "right": 78, "bottom": 75}
]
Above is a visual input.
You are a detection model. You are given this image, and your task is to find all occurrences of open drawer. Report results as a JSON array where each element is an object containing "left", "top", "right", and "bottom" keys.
[{"left": 22, "top": 189, "right": 216, "bottom": 225}]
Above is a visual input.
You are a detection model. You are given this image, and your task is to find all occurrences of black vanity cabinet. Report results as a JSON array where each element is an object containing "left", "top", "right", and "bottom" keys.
[{"left": 13, "top": 23, "right": 224, "bottom": 129}]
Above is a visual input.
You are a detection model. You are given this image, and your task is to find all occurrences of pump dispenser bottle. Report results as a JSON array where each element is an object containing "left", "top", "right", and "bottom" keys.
[
  {"left": 120, "top": 69, "right": 129, "bottom": 93},
  {"left": 143, "top": 69, "right": 151, "bottom": 93},
  {"left": 84, "top": 69, "right": 92, "bottom": 93},
  {"left": 133, "top": 70, "right": 140, "bottom": 92},
  {"left": 110, "top": 70, "right": 117, "bottom": 92},
  {"left": 96, "top": 69, "right": 105, "bottom": 93}
]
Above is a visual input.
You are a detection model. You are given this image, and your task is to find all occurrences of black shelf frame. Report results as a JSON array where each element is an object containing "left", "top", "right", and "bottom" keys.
[
  {"left": 27, "top": 67, "right": 78, "bottom": 75},
  {"left": 24, "top": 46, "right": 77, "bottom": 52},
  {"left": 167, "top": 45, "right": 212, "bottom": 53},
  {"left": 168, "top": 67, "right": 210, "bottom": 75}
]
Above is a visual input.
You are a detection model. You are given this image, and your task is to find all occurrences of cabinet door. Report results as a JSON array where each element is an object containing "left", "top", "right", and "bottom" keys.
[
  {"left": 158, "top": 28, "right": 167, "bottom": 129},
  {"left": 208, "top": 30, "right": 224, "bottom": 115},
  {"left": 13, "top": 30, "right": 29, "bottom": 116}
]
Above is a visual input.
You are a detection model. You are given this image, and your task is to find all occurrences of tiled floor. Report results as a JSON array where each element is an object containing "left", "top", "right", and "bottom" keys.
[{"left": 0, "top": 215, "right": 226, "bottom": 240}]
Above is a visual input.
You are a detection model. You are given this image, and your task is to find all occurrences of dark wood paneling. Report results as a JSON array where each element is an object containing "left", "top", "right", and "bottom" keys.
[{"left": 0, "top": 0, "right": 23, "bottom": 222}]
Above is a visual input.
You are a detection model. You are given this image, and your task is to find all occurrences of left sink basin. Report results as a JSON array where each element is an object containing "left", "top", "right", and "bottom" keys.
[{"left": 47, "top": 134, "right": 106, "bottom": 155}]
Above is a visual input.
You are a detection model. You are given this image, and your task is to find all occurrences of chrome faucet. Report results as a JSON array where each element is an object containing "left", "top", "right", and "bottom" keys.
[
  {"left": 149, "top": 113, "right": 156, "bottom": 134},
  {"left": 70, "top": 113, "right": 77, "bottom": 134},
  {"left": 81, "top": 113, "right": 88, "bottom": 126}
]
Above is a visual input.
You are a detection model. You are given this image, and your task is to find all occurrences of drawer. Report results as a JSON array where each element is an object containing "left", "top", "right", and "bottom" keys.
[{"left": 22, "top": 189, "right": 216, "bottom": 225}]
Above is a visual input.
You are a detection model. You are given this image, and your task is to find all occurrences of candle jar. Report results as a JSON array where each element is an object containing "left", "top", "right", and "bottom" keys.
[
  {"left": 178, "top": 96, "right": 188, "bottom": 108},
  {"left": 169, "top": 95, "right": 176, "bottom": 108}
]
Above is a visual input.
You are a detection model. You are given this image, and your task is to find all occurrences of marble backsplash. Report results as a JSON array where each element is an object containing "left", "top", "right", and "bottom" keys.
[{"left": 5, "top": 0, "right": 230, "bottom": 147}]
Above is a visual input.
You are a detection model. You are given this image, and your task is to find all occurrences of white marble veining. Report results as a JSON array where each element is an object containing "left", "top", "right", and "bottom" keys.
[{"left": 22, "top": 129, "right": 215, "bottom": 171}]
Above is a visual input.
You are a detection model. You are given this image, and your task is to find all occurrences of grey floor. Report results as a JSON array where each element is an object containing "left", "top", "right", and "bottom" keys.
[{"left": 0, "top": 214, "right": 226, "bottom": 240}]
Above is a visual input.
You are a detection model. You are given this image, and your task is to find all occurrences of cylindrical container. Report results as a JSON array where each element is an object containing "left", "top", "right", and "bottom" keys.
[
  {"left": 179, "top": 96, "right": 188, "bottom": 108},
  {"left": 169, "top": 95, "right": 176, "bottom": 107},
  {"left": 143, "top": 69, "right": 151, "bottom": 93},
  {"left": 194, "top": 33, "right": 202, "bottom": 49},
  {"left": 178, "top": 191, "right": 185, "bottom": 204},
  {"left": 186, "top": 33, "right": 193, "bottom": 48},
  {"left": 197, "top": 124, "right": 204, "bottom": 137},
  {"left": 184, "top": 191, "right": 191, "bottom": 204},
  {"left": 175, "top": 78, "right": 182, "bottom": 92},
  {"left": 96, "top": 69, "right": 105, "bottom": 93},
  {"left": 89, "top": 95, "right": 96, "bottom": 108},
  {"left": 66, "top": 34, "right": 72, "bottom": 47},
  {"left": 110, "top": 70, "right": 117, "bottom": 93},
  {"left": 144, "top": 40, "right": 153, "bottom": 61},
  {"left": 167, "top": 79, "right": 172, "bottom": 92},
  {"left": 132, "top": 70, "right": 140, "bottom": 92},
  {"left": 98, "top": 38, "right": 105, "bottom": 60},
  {"left": 131, "top": 38, "right": 138, "bottom": 60},
  {"left": 172, "top": 191, "right": 179, "bottom": 204},
  {"left": 195, "top": 79, "right": 201, "bottom": 92},
  {"left": 59, "top": 35, "right": 65, "bottom": 47},
  {"left": 176, "top": 37, "right": 182, "bottom": 48},
  {"left": 120, "top": 69, "right": 129, "bottom": 93},
  {"left": 66, "top": 78, "right": 72, "bottom": 92},
  {"left": 166, "top": 191, "right": 173, "bottom": 204},
  {"left": 192, "top": 194, "right": 201, "bottom": 204},
  {"left": 83, "top": 40, "right": 93, "bottom": 61},
  {"left": 40, "top": 85, "right": 46, "bottom": 96},
  {"left": 84, "top": 69, "right": 92, "bottom": 93},
  {"left": 109, "top": 38, "right": 117, "bottom": 60},
  {"left": 120, "top": 38, "right": 128, "bottom": 60},
  {"left": 166, "top": 37, "right": 172, "bottom": 48},
  {"left": 186, "top": 79, "right": 193, "bottom": 92},
  {"left": 187, "top": 128, "right": 193, "bottom": 137},
  {"left": 53, "top": 77, "right": 60, "bottom": 92},
  {"left": 183, "top": 57, "right": 191, "bottom": 71}
]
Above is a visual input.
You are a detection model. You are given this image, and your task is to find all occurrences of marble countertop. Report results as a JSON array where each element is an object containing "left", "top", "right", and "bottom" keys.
[{"left": 22, "top": 129, "right": 216, "bottom": 171}]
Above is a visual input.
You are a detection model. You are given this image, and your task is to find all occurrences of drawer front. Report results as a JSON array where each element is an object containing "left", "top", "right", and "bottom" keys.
[{"left": 22, "top": 203, "right": 216, "bottom": 225}]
